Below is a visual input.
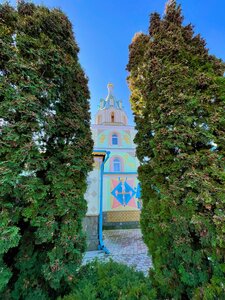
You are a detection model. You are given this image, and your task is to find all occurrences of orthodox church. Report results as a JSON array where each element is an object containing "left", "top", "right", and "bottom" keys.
[{"left": 83, "top": 84, "right": 141, "bottom": 250}]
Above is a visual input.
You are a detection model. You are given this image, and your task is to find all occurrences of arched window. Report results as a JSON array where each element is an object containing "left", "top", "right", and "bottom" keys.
[
  {"left": 112, "top": 134, "right": 118, "bottom": 145},
  {"left": 111, "top": 112, "right": 115, "bottom": 123},
  {"left": 113, "top": 158, "right": 121, "bottom": 172},
  {"left": 97, "top": 115, "right": 102, "bottom": 124}
]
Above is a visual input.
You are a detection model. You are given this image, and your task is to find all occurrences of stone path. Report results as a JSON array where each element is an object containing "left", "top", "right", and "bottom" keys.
[{"left": 83, "top": 229, "right": 152, "bottom": 275}]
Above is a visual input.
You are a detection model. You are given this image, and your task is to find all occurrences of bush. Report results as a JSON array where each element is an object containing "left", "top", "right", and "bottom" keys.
[
  {"left": 127, "top": 0, "right": 225, "bottom": 299},
  {"left": 0, "top": 2, "right": 93, "bottom": 299},
  {"left": 61, "top": 260, "right": 156, "bottom": 300}
]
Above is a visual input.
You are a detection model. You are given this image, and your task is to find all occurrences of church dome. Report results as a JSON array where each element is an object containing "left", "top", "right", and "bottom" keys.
[{"left": 95, "top": 84, "right": 128, "bottom": 125}]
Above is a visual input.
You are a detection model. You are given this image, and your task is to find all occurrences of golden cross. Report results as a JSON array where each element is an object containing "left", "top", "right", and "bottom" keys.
[{"left": 115, "top": 190, "right": 132, "bottom": 206}]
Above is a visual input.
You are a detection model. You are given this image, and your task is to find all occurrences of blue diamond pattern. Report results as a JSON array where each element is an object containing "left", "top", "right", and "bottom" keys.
[{"left": 111, "top": 180, "right": 136, "bottom": 206}]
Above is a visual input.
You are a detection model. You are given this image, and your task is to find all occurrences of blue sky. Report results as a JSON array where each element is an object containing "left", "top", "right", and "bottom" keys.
[{"left": 7, "top": 0, "right": 225, "bottom": 124}]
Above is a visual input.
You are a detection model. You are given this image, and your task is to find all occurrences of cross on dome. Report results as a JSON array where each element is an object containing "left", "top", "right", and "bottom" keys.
[{"left": 107, "top": 83, "right": 114, "bottom": 96}]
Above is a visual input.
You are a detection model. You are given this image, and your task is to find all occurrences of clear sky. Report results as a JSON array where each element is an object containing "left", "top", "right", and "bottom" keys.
[{"left": 6, "top": 0, "right": 225, "bottom": 124}]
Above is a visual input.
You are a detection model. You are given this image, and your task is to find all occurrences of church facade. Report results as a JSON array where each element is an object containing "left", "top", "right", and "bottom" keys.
[
  {"left": 93, "top": 84, "right": 141, "bottom": 227},
  {"left": 83, "top": 83, "right": 141, "bottom": 250}
]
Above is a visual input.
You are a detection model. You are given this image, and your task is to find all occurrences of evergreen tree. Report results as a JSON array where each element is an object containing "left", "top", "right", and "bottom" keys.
[
  {"left": 127, "top": 1, "right": 225, "bottom": 298},
  {"left": 0, "top": 2, "right": 93, "bottom": 299},
  {"left": 0, "top": 3, "right": 21, "bottom": 294}
]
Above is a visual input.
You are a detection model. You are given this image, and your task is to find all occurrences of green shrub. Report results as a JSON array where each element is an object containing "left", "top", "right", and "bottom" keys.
[
  {"left": 61, "top": 260, "right": 156, "bottom": 300},
  {"left": 0, "top": 1, "right": 93, "bottom": 299},
  {"left": 127, "top": 0, "right": 225, "bottom": 299}
]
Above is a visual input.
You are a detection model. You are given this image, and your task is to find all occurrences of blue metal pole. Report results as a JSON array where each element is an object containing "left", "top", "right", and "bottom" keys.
[{"left": 98, "top": 151, "right": 110, "bottom": 254}]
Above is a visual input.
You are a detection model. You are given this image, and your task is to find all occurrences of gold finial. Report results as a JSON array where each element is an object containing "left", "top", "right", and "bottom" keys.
[
  {"left": 107, "top": 83, "right": 114, "bottom": 95},
  {"left": 107, "top": 83, "right": 114, "bottom": 88}
]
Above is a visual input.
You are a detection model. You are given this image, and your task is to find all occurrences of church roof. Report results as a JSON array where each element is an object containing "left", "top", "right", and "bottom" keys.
[{"left": 98, "top": 83, "right": 124, "bottom": 111}]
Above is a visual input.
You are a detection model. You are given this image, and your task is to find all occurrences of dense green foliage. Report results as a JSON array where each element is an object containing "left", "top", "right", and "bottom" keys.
[
  {"left": 61, "top": 260, "right": 155, "bottom": 300},
  {"left": 127, "top": 0, "right": 225, "bottom": 299},
  {"left": 0, "top": 1, "right": 93, "bottom": 299}
]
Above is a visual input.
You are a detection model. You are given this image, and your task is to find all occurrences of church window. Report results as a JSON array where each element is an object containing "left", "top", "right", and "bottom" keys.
[
  {"left": 111, "top": 112, "right": 115, "bottom": 123},
  {"left": 113, "top": 158, "right": 121, "bottom": 172},
  {"left": 112, "top": 134, "right": 118, "bottom": 145},
  {"left": 98, "top": 115, "right": 102, "bottom": 124}
]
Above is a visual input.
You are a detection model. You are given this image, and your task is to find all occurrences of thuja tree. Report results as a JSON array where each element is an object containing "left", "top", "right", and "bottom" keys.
[
  {"left": 0, "top": 3, "right": 21, "bottom": 294},
  {"left": 127, "top": 0, "right": 225, "bottom": 299},
  {"left": 0, "top": 1, "right": 93, "bottom": 299}
]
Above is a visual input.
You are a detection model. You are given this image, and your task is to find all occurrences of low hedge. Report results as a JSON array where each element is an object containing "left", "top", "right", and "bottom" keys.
[{"left": 60, "top": 260, "right": 156, "bottom": 300}]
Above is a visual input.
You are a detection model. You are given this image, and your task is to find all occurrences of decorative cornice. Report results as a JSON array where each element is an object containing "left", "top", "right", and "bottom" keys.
[{"left": 92, "top": 124, "right": 135, "bottom": 130}]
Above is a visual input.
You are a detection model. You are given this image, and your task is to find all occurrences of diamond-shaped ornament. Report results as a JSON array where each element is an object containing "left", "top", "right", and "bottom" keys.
[{"left": 111, "top": 179, "right": 135, "bottom": 207}]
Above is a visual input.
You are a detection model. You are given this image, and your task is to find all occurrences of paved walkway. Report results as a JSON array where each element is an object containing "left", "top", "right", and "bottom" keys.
[{"left": 83, "top": 229, "right": 152, "bottom": 275}]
